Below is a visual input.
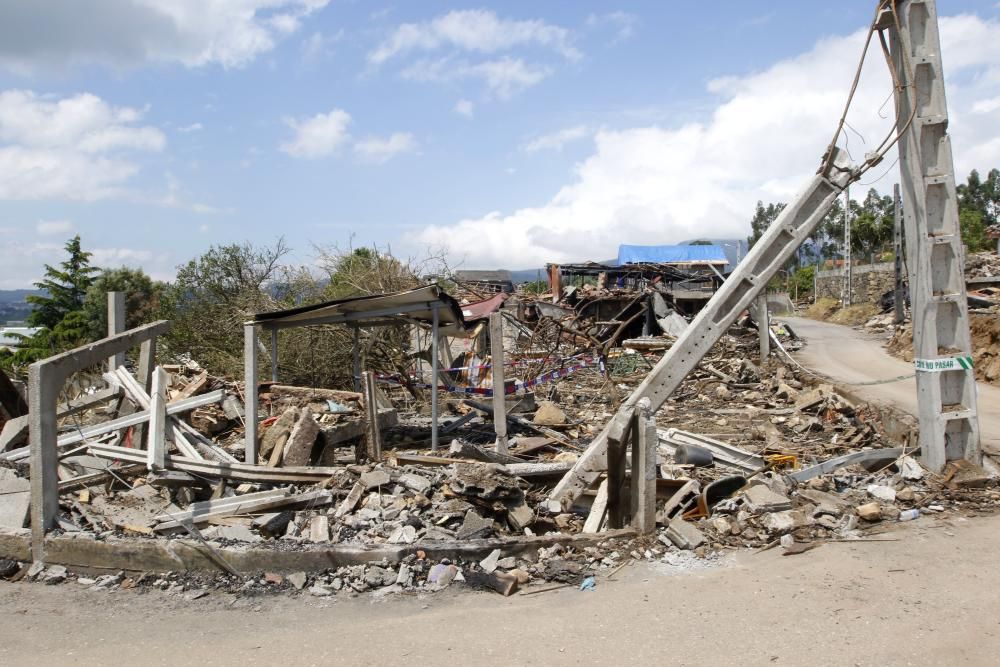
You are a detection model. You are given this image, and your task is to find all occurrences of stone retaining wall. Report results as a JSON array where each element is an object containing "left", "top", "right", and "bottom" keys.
[{"left": 815, "top": 262, "right": 895, "bottom": 304}]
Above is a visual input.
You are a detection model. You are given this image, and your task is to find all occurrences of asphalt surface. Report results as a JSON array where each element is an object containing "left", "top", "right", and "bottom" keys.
[{"left": 782, "top": 316, "right": 1000, "bottom": 456}]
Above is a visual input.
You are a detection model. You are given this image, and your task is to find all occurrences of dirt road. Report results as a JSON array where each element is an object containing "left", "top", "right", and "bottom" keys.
[
  {"left": 783, "top": 317, "right": 1000, "bottom": 454},
  {"left": 1, "top": 514, "right": 998, "bottom": 665}
]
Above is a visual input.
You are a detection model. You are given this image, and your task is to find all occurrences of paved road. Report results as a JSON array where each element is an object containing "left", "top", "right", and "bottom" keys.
[
  {"left": 2, "top": 514, "right": 1000, "bottom": 666},
  {"left": 781, "top": 316, "right": 1000, "bottom": 456}
]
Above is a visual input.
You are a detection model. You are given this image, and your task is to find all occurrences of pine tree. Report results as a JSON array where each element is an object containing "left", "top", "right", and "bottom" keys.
[{"left": 26, "top": 235, "right": 99, "bottom": 329}]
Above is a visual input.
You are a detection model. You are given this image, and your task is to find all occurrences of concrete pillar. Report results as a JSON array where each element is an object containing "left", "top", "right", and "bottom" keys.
[
  {"left": 757, "top": 293, "right": 770, "bottom": 362},
  {"left": 630, "top": 398, "right": 657, "bottom": 534},
  {"left": 489, "top": 313, "right": 508, "bottom": 454},
  {"left": 107, "top": 291, "right": 125, "bottom": 371},
  {"left": 243, "top": 324, "right": 259, "bottom": 464},
  {"left": 147, "top": 366, "right": 167, "bottom": 470},
  {"left": 28, "top": 363, "right": 60, "bottom": 561},
  {"left": 430, "top": 307, "right": 440, "bottom": 452}
]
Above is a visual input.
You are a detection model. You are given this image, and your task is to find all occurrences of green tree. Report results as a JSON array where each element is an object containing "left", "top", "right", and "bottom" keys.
[
  {"left": 957, "top": 168, "right": 999, "bottom": 251},
  {"left": 26, "top": 235, "right": 99, "bottom": 329},
  {"left": 81, "top": 267, "right": 165, "bottom": 340}
]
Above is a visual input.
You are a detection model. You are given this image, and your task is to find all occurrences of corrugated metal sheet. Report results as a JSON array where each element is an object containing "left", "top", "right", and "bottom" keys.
[{"left": 617, "top": 244, "right": 728, "bottom": 265}]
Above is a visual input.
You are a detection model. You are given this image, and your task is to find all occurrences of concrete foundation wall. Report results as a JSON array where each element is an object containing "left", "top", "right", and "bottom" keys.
[{"left": 815, "top": 262, "right": 895, "bottom": 304}]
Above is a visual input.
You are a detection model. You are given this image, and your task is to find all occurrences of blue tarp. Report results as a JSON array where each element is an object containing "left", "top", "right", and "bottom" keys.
[{"left": 617, "top": 244, "right": 728, "bottom": 265}]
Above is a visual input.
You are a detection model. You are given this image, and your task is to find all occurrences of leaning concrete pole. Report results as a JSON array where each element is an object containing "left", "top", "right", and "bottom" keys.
[
  {"left": 548, "top": 148, "right": 856, "bottom": 510},
  {"left": 888, "top": 0, "right": 980, "bottom": 471}
]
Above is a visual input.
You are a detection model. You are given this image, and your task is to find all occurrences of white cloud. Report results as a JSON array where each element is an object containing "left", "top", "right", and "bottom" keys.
[
  {"left": 523, "top": 125, "right": 591, "bottom": 152},
  {"left": 91, "top": 247, "right": 154, "bottom": 265},
  {"left": 402, "top": 57, "right": 551, "bottom": 99},
  {"left": 300, "top": 29, "right": 342, "bottom": 62},
  {"left": 280, "top": 108, "right": 351, "bottom": 158},
  {"left": 36, "top": 220, "right": 74, "bottom": 236},
  {"left": 454, "top": 98, "right": 474, "bottom": 118},
  {"left": 586, "top": 11, "right": 638, "bottom": 43},
  {"left": 177, "top": 122, "right": 203, "bottom": 133},
  {"left": 353, "top": 132, "right": 417, "bottom": 164},
  {"left": 0, "top": 89, "right": 165, "bottom": 201},
  {"left": 0, "top": 0, "right": 330, "bottom": 73},
  {"left": 369, "top": 9, "right": 579, "bottom": 65},
  {"left": 414, "top": 15, "right": 1000, "bottom": 268}
]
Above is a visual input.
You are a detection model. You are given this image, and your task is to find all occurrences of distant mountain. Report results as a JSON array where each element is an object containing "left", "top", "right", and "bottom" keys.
[
  {"left": 0, "top": 289, "right": 42, "bottom": 325},
  {"left": 0, "top": 289, "right": 43, "bottom": 304}
]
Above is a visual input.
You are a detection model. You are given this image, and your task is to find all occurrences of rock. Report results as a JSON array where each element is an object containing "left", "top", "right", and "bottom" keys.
[
  {"left": 663, "top": 517, "right": 706, "bottom": 550},
  {"left": 364, "top": 566, "right": 395, "bottom": 588},
  {"left": 509, "top": 568, "right": 530, "bottom": 584},
  {"left": 264, "top": 572, "right": 284, "bottom": 585},
  {"left": 77, "top": 577, "right": 97, "bottom": 586},
  {"left": 866, "top": 484, "right": 896, "bottom": 502},
  {"left": 882, "top": 505, "right": 901, "bottom": 521},
  {"left": 26, "top": 561, "right": 45, "bottom": 578},
  {"left": 479, "top": 549, "right": 501, "bottom": 574},
  {"left": 372, "top": 584, "right": 402, "bottom": 598},
  {"left": 287, "top": 572, "right": 307, "bottom": 590},
  {"left": 742, "top": 484, "right": 792, "bottom": 512},
  {"left": 395, "top": 563, "right": 412, "bottom": 586},
  {"left": 708, "top": 517, "right": 731, "bottom": 535},
  {"left": 282, "top": 409, "right": 321, "bottom": 467},
  {"left": 496, "top": 556, "right": 517, "bottom": 570},
  {"left": 398, "top": 473, "right": 432, "bottom": 494},
  {"left": 532, "top": 401, "right": 567, "bottom": 426},
  {"left": 856, "top": 502, "right": 883, "bottom": 522},
  {"left": 309, "top": 585, "right": 333, "bottom": 597},
  {"left": 896, "top": 487, "right": 916, "bottom": 503},
  {"left": 457, "top": 510, "right": 494, "bottom": 540},
  {"left": 41, "top": 565, "right": 67, "bottom": 584},
  {"left": 759, "top": 511, "right": 793, "bottom": 534},
  {"left": 898, "top": 455, "right": 925, "bottom": 481},
  {"left": 943, "top": 459, "right": 991, "bottom": 489},
  {"left": 361, "top": 469, "right": 391, "bottom": 489},
  {"left": 387, "top": 525, "right": 417, "bottom": 544}
]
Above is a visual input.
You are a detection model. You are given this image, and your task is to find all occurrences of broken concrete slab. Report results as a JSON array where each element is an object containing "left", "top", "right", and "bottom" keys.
[
  {"left": 282, "top": 409, "right": 320, "bottom": 467},
  {"left": 457, "top": 510, "right": 494, "bottom": 540},
  {"left": 0, "top": 469, "right": 29, "bottom": 529},
  {"left": 479, "top": 548, "right": 501, "bottom": 574},
  {"left": 662, "top": 516, "right": 705, "bottom": 550},
  {"left": 867, "top": 485, "right": 896, "bottom": 502},
  {"left": 0, "top": 415, "right": 28, "bottom": 451},
  {"left": 741, "top": 484, "right": 792, "bottom": 513},
  {"left": 259, "top": 408, "right": 298, "bottom": 460},
  {"left": 361, "top": 469, "right": 391, "bottom": 490},
  {"left": 398, "top": 472, "right": 432, "bottom": 494},
  {"left": 898, "top": 455, "right": 925, "bottom": 481}
]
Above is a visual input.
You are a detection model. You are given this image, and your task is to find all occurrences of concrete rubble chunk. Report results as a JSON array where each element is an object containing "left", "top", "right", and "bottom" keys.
[
  {"left": 308, "top": 515, "right": 330, "bottom": 542},
  {"left": 282, "top": 409, "right": 320, "bottom": 467},
  {"left": 898, "top": 455, "right": 925, "bottom": 481},
  {"left": 387, "top": 525, "right": 417, "bottom": 544},
  {"left": 796, "top": 488, "right": 847, "bottom": 517},
  {"left": 361, "top": 469, "right": 391, "bottom": 489},
  {"left": 741, "top": 484, "right": 792, "bottom": 513},
  {"left": 856, "top": 502, "right": 883, "bottom": 522},
  {"left": 943, "top": 459, "right": 991, "bottom": 489},
  {"left": 532, "top": 401, "right": 567, "bottom": 426},
  {"left": 866, "top": 484, "right": 896, "bottom": 503},
  {"left": 287, "top": 572, "right": 307, "bottom": 590},
  {"left": 505, "top": 501, "right": 534, "bottom": 532},
  {"left": 662, "top": 516, "right": 706, "bottom": 550},
  {"left": 479, "top": 548, "right": 501, "bottom": 574},
  {"left": 457, "top": 510, "right": 494, "bottom": 540},
  {"left": 259, "top": 407, "right": 298, "bottom": 459},
  {"left": 398, "top": 472, "right": 432, "bottom": 494},
  {"left": 335, "top": 482, "right": 365, "bottom": 518},
  {"left": 496, "top": 556, "right": 517, "bottom": 570}
]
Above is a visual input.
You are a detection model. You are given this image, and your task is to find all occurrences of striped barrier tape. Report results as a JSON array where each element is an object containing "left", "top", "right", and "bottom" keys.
[{"left": 914, "top": 356, "right": 974, "bottom": 373}]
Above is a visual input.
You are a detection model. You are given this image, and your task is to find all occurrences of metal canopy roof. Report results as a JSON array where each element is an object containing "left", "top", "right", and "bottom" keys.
[{"left": 251, "top": 285, "right": 469, "bottom": 333}]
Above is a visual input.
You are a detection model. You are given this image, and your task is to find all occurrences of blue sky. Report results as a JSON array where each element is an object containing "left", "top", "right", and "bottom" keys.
[{"left": 1, "top": 1, "right": 999, "bottom": 288}]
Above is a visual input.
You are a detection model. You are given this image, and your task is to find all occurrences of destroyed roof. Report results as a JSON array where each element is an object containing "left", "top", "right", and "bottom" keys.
[
  {"left": 459, "top": 292, "right": 509, "bottom": 321},
  {"left": 251, "top": 285, "right": 470, "bottom": 333},
  {"left": 453, "top": 270, "right": 513, "bottom": 282},
  {"left": 617, "top": 244, "right": 728, "bottom": 266}
]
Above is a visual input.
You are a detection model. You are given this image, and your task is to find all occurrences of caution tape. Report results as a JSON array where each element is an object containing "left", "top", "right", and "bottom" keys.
[{"left": 914, "top": 355, "right": 974, "bottom": 373}]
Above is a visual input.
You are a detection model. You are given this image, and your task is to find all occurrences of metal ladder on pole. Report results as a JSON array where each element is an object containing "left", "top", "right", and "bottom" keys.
[{"left": 887, "top": 0, "right": 980, "bottom": 471}]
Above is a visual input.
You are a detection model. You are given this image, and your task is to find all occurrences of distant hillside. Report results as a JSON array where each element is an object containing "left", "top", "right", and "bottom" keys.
[{"left": 0, "top": 289, "right": 42, "bottom": 325}]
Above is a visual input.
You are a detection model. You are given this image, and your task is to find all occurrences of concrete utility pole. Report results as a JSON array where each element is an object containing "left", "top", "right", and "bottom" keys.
[
  {"left": 893, "top": 183, "right": 906, "bottom": 324},
  {"left": 107, "top": 291, "right": 125, "bottom": 371},
  {"left": 888, "top": 0, "right": 980, "bottom": 471},
  {"left": 842, "top": 185, "right": 852, "bottom": 306}
]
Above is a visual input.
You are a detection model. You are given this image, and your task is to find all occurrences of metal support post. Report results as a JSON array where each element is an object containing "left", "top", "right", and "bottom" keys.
[
  {"left": 489, "top": 312, "right": 509, "bottom": 454},
  {"left": 107, "top": 291, "right": 125, "bottom": 372},
  {"left": 430, "top": 306, "right": 440, "bottom": 452},
  {"left": 893, "top": 183, "right": 906, "bottom": 324},
  {"left": 243, "top": 323, "right": 259, "bottom": 464},
  {"left": 270, "top": 328, "right": 279, "bottom": 383},
  {"left": 890, "top": 0, "right": 980, "bottom": 471},
  {"left": 351, "top": 326, "right": 361, "bottom": 393}
]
